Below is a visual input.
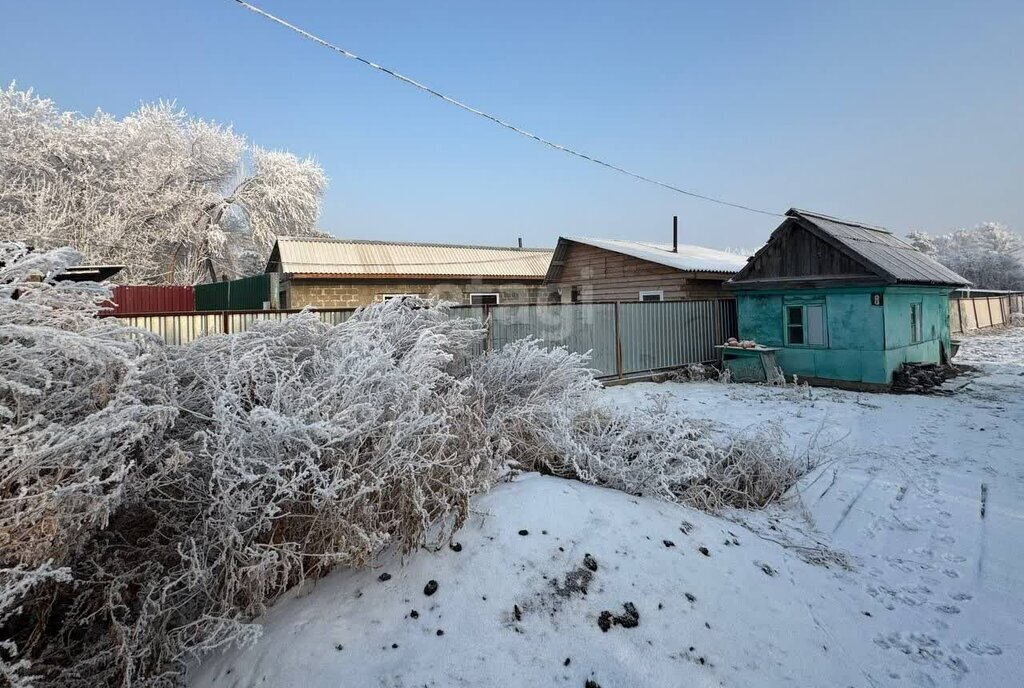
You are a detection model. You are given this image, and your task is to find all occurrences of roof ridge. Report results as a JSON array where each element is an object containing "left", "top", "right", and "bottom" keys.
[
  {"left": 275, "top": 236, "right": 552, "bottom": 252},
  {"left": 565, "top": 236, "right": 739, "bottom": 254},
  {"left": 787, "top": 208, "right": 893, "bottom": 234}
]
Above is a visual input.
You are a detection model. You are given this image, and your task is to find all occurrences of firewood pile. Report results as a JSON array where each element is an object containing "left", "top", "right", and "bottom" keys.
[{"left": 891, "top": 362, "right": 962, "bottom": 394}]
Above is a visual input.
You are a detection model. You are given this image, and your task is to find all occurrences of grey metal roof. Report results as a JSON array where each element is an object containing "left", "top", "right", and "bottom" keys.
[{"left": 788, "top": 209, "right": 969, "bottom": 286}]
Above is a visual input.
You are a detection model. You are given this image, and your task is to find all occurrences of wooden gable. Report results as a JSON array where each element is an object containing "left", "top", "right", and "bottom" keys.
[
  {"left": 549, "top": 240, "right": 731, "bottom": 301},
  {"left": 731, "top": 219, "right": 878, "bottom": 286}
]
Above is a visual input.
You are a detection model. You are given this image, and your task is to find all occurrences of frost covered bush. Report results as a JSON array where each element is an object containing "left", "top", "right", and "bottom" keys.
[
  {"left": 1, "top": 251, "right": 810, "bottom": 687},
  {"left": 470, "top": 339, "right": 808, "bottom": 512},
  {"left": 1, "top": 242, "right": 179, "bottom": 686},
  {"left": 1, "top": 270, "right": 500, "bottom": 687},
  {"left": 164, "top": 300, "right": 495, "bottom": 627}
]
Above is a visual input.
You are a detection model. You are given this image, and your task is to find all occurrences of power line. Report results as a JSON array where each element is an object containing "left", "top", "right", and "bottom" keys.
[{"left": 230, "top": 0, "right": 782, "bottom": 218}]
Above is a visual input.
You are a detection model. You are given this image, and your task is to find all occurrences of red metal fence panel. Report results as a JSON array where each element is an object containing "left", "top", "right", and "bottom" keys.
[{"left": 107, "top": 285, "right": 195, "bottom": 315}]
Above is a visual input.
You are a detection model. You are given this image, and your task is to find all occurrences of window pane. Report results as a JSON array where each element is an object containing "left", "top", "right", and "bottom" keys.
[
  {"left": 806, "top": 304, "right": 826, "bottom": 346},
  {"left": 470, "top": 293, "right": 499, "bottom": 305},
  {"left": 787, "top": 306, "right": 802, "bottom": 325},
  {"left": 788, "top": 325, "right": 804, "bottom": 344},
  {"left": 640, "top": 291, "right": 663, "bottom": 302}
]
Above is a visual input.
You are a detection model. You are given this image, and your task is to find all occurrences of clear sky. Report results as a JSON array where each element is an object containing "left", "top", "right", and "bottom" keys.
[{"left": 3, "top": 0, "right": 1022, "bottom": 250}]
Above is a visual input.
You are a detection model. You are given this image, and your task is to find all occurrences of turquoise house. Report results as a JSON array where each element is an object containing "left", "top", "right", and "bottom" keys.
[{"left": 727, "top": 209, "right": 969, "bottom": 389}]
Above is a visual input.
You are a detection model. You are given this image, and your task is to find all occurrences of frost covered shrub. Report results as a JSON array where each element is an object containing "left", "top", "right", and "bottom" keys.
[
  {"left": 1, "top": 282, "right": 501, "bottom": 687},
  {"left": 164, "top": 299, "right": 496, "bottom": 626},
  {"left": 470, "top": 339, "right": 808, "bottom": 512},
  {"left": 2, "top": 251, "right": 809, "bottom": 688},
  {"left": 469, "top": 337, "right": 600, "bottom": 472},
  {"left": 1, "top": 242, "right": 179, "bottom": 686}
]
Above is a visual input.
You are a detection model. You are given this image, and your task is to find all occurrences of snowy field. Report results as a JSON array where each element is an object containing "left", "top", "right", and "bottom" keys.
[{"left": 188, "top": 327, "right": 1024, "bottom": 688}]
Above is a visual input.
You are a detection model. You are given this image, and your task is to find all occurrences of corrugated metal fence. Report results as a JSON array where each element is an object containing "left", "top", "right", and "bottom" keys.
[
  {"left": 106, "top": 285, "right": 194, "bottom": 314},
  {"left": 195, "top": 274, "right": 278, "bottom": 311},
  {"left": 112, "top": 299, "right": 738, "bottom": 378},
  {"left": 949, "top": 293, "right": 1024, "bottom": 334}
]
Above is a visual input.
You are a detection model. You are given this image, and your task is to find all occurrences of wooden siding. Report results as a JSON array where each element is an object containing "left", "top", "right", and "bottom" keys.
[
  {"left": 734, "top": 220, "right": 875, "bottom": 283},
  {"left": 546, "top": 241, "right": 731, "bottom": 302}
]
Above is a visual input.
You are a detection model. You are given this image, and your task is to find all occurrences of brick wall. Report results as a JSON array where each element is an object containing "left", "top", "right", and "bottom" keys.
[{"left": 282, "top": 278, "right": 545, "bottom": 309}]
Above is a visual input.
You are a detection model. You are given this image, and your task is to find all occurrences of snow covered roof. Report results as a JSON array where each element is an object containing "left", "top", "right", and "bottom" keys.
[
  {"left": 546, "top": 237, "right": 749, "bottom": 281},
  {"left": 267, "top": 236, "right": 553, "bottom": 280}
]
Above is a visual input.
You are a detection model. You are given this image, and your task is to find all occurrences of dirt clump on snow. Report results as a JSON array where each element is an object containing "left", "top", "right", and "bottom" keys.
[{"left": 597, "top": 602, "right": 640, "bottom": 632}]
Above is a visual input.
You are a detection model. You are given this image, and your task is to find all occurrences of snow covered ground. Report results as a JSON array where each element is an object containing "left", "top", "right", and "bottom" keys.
[{"left": 188, "top": 327, "right": 1024, "bottom": 688}]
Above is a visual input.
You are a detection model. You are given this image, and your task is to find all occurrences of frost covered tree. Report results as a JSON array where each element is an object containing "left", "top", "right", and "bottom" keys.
[
  {"left": 0, "top": 83, "right": 327, "bottom": 284},
  {"left": 908, "top": 222, "right": 1024, "bottom": 290}
]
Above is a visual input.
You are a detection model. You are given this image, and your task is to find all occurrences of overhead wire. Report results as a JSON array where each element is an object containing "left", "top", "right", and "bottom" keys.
[{"left": 230, "top": 0, "right": 782, "bottom": 218}]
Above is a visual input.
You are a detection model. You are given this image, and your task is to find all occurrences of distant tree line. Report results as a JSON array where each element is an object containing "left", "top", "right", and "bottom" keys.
[{"left": 907, "top": 222, "right": 1024, "bottom": 290}]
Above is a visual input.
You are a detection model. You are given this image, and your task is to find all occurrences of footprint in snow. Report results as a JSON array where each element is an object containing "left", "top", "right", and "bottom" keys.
[{"left": 959, "top": 640, "right": 1003, "bottom": 656}]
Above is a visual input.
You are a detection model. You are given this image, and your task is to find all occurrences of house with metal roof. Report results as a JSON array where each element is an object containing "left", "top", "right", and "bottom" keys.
[
  {"left": 726, "top": 208, "right": 970, "bottom": 388},
  {"left": 544, "top": 219, "right": 748, "bottom": 303},
  {"left": 265, "top": 236, "right": 553, "bottom": 308}
]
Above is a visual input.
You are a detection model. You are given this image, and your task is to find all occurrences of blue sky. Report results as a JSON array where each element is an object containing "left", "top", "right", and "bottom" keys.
[{"left": 3, "top": 1, "right": 1022, "bottom": 250}]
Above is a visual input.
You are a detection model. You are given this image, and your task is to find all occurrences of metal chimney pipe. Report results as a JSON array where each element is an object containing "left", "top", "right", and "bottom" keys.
[
  {"left": 672, "top": 216, "right": 678, "bottom": 253},
  {"left": 518, "top": 237, "right": 523, "bottom": 248}
]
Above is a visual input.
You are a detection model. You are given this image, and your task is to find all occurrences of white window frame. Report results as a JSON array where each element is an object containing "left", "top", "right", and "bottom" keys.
[
  {"left": 469, "top": 292, "right": 500, "bottom": 306},
  {"left": 638, "top": 290, "right": 664, "bottom": 302},
  {"left": 785, "top": 302, "right": 828, "bottom": 347},
  {"left": 382, "top": 293, "right": 419, "bottom": 302}
]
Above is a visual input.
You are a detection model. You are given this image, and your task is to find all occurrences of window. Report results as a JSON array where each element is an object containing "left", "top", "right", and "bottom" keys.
[
  {"left": 910, "top": 303, "right": 923, "bottom": 343},
  {"left": 786, "top": 303, "right": 827, "bottom": 347},
  {"left": 571, "top": 286, "right": 582, "bottom": 303},
  {"left": 382, "top": 293, "right": 419, "bottom": 302},
  {"left": 470, "top": 293, "right": 499, "bottom": 306},
  {"left": 639, "top": 290, "right": 664, "bottom": 302}
]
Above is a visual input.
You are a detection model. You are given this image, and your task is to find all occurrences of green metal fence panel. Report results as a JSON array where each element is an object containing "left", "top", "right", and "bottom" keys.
[
  {"left": 195, "top": 274, "right": 273, "bottom": 311},
  {"left": 230, "top": 274, "right": 273, "bottom": 310},
  {"left": 194, "top": 281, "right": 230, "bottom": 311}
]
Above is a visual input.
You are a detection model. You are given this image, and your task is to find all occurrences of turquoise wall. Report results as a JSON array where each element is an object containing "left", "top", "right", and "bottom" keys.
[{"left": 734, "top": 285, "right": 952, "bottom": 385}]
